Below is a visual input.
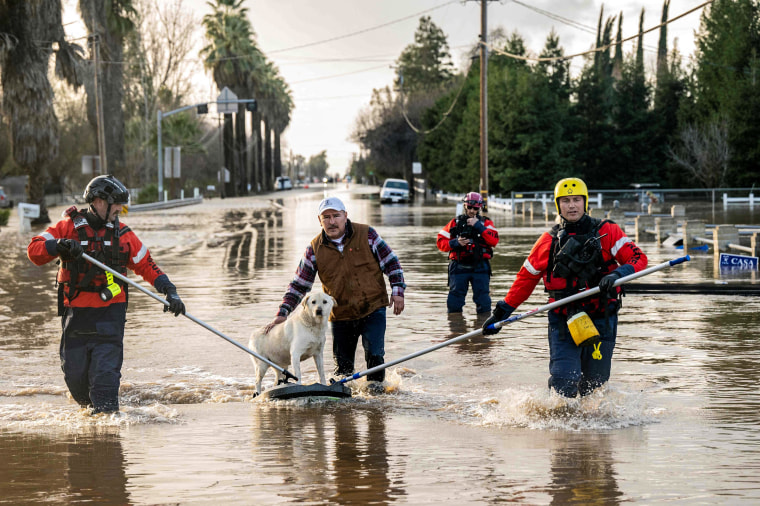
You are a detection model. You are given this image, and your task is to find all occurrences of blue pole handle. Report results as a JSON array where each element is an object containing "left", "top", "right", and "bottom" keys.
[{"left": 669, "top": 255, "right": 691, "bottom": 266}]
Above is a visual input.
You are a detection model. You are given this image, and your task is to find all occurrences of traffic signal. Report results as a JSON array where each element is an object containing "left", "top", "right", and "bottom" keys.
[
  {"left": 245, "top": 100, "right": 257, "bottom": 112},
  {"left": 197, "top": 103, "right": 208, "bottom": 114}
]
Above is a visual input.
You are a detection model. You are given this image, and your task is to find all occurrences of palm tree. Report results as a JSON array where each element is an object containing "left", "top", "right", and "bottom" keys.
[
  {"left": 78, "top": 0, "right": 136, "bottom": 178},
  {"left": 201, "top": 0, "right": 263, "bottom": 196},
  {"left": 270, "top": 75, "right": 294, "bottom": 181},
  {"left": 0, "top": 0, "right": 83, "bottom": 224}
]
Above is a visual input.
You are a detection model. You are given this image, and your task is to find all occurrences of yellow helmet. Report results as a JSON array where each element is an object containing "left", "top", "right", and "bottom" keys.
[{"left": 554, "top": 177, "right": 588, "bottom": 215}]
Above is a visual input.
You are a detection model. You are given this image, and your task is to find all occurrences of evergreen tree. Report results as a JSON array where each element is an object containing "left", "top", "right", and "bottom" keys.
[{"left": 691, "top": 0, "right": 760, "bottom": 186}]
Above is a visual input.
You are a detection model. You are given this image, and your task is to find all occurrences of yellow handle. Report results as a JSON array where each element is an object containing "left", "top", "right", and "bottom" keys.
[{"left": 592, "top": 342, "right": 602, "bottom": 361}]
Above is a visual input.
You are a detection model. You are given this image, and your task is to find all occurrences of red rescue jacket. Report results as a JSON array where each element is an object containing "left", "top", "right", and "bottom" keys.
[
  {"left": 27, "top": 206, "right": 166, "bottom": 309},
  {"left": 437, "top": 214, "right": 499, "bottom": 264},
  {"left": 503, "top": 217, "right": 647, "bottom": 315}
]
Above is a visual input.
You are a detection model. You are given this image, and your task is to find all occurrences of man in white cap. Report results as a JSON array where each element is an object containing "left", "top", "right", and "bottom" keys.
[{"left": 265, "top": 196, "right": 406, "bottom": 386}]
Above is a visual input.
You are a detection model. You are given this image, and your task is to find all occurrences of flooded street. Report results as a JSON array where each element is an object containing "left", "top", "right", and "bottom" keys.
[{"left": 2, "top": 185, "right": 760, "bottom": 504}]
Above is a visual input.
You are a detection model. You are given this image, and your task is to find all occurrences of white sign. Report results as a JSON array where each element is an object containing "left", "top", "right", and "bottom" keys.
[
  {"left": 164, "top": 147, "right": 181, "bottom": 178},
  {"left": 412, "top": 162, "right": 422, "bottom": 175},
  {"left": 216, "top": 87, "right": 238, "bottom": 114},
  {"left": 18, "top": 202, "right": 40, "bottom": 218}
]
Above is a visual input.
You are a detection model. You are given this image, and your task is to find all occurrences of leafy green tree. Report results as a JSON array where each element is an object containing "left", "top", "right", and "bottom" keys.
[
  {"left": 79, "top": 0, "right": 136, "bottom": 178},
  {"left": 395, "top": 15, "right": 455, "bottom": 95},
  {"left": 354, "top": 16, "right": 455, "bottom": 185},
  {"left": 690, "top": 0, "right": 760, "bottom": 186}
]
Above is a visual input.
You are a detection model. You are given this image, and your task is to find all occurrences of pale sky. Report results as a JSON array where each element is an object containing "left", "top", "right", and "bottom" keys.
[{"left": 64, "top": 0, "right": 710, "bottom": 176}]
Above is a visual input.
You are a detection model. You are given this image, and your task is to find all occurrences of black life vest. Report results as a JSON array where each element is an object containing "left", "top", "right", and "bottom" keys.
[
  {"left": 545, "top": 215, "right": 616, "bottom": 302},
  {"left": 58, "top": 208, "right": 130, "bottom": 304},
  {"left": 451, "top": 214, "right": 492, "bottom": 265}
]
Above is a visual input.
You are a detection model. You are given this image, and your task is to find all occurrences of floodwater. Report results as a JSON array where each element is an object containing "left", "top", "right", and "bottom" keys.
[{"left": 1, "top": 186, "right": 759, "bottom": 504}]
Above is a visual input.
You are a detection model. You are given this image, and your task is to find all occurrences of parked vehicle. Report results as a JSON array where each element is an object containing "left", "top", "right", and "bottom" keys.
[
  {"left": 379, "top": 178, "right": 410, "bottom": 203},
  {"left": 275, "top": 176, "right": 293, "bottom": 190},
  {"left": 0, "top": 186, "right": 12, "bottom": 208}
]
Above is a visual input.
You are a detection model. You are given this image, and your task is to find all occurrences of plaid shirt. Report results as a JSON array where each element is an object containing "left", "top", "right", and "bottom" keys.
[{"left": 277, "top": 222, "right": 405, "bottom": 317}]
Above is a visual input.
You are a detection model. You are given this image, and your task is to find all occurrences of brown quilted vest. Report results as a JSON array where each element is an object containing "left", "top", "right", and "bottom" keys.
[{"left": 311, "top": 222, "right": 389, "bottom": 321}]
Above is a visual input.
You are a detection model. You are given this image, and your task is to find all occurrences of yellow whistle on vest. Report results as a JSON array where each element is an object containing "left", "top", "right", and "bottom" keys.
[{"left": 566, "top": 311, "right": 600, "bottom": 347}]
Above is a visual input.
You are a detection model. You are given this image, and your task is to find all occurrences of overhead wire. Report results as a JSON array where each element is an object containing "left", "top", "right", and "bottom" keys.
[
  {"left": 399, "top": 65, "right": 472, "bottom": 135},
  {"left": 487, "top": 0, "right": 714, "bottom": 63}
]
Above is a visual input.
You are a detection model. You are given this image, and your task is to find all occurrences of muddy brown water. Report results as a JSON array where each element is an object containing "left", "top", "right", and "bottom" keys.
[{"left": 1, "top": 186, "right": 759, "bottom": 504}]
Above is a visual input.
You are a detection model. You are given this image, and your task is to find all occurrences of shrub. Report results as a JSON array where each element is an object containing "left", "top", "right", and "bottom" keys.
[
  {"left": 0, "top": 209, "right": 9, "bottom": 226},
  {"left": 135, "top": 184, "right": 158, "bottom": 204}
]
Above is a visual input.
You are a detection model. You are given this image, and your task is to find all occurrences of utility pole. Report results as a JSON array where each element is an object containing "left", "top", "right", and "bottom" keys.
[
  {"left": 90, "top": 34, "right": 108, "bottom": 175},
  {"left": 479, "top": 0, "right": 489, "bottom": 211}
]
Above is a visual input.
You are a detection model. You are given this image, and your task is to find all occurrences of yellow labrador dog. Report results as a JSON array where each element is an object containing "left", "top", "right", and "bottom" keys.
[{"left": 249, "top": 291, "right": 336, "bottom": 395}]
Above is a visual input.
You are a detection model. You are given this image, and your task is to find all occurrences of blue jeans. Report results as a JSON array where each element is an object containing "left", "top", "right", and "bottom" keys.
[
  {"left": 547, "top": 309, "right": 618, "bottom": 398},
  {"left": 331, "top": 307, "right": 386, "bottom": 381},
  {"left": 447, "top": 260, "right": 491, "bottom": 314},
  {"left": 60, "top": 303, "right": 127, "bottom": 412}
]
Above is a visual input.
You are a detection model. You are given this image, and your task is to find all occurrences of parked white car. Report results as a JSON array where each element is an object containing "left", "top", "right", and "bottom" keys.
[
  {"left": 0, "top": 186, "right": 11, "bottom": 208},
  {"left": 275, "top": 176, "right": 293, "bottom": 190},
  {"left": 379, "top": 178, "right": 410, "bottom": 203}
]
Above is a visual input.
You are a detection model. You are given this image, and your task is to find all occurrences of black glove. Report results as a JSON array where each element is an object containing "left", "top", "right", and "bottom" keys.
[
  {"left": 482, "top": 300, "right": 515, "bottom": 335},
  {"left": 598, "top": 271, "right": 623, "bottom": 297},
  {"left": 56, "top": 239, "right": 83, "bottom": 262},
  {"left": 163, "top": 288, "right": 185, "bottom": 317}
]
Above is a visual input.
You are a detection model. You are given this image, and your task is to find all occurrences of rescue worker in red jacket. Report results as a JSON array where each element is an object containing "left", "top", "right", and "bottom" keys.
[
  {"left": 437, "top": 192, "right": 499, "bottom": 314},
  {"left": 483, "top": 178, "right": 647, "bottom": 397},
  {"left": 27, "top": 175, "right": 185, "bottom": 414}
]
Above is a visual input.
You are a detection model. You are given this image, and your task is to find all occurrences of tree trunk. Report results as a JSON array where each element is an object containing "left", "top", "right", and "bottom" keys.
[
  {"left": 223, "top": 113, "right": 235, "bottom": 196},
  {"left": 274, "top": 130, "right": 282, "bottom": 179},
  {"left": 0, "top": 0, "right": 66, "bottom": 225},
  {"left": 80, "top": 1, "right": 127, "bottom": 179},
  {"left": 255, "top": 111, "right": 263, "bottom": 193},
  {"left": 264, "top": 116, "right": 272, "bottom": 192},
  {"left": 249, "top": 110, "right": 259, "bottom": 193},
  {"left": 235, "top": 104, "right": 248, "bottom": 194}
]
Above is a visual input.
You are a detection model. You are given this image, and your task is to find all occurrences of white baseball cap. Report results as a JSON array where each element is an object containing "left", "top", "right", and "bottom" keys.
[{"left": 318, "top": 197, "right": 346, "bottom": 215}]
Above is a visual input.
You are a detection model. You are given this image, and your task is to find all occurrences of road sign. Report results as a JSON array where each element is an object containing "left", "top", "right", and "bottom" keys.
[
  {"left": 719, "top": 253, "right": 759, "bottom": 271},
  {"left": 216, "top": 87, "right": 239, "bottom": 114}
]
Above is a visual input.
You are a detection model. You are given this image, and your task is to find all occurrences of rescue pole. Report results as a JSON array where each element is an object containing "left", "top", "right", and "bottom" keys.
[
  {"left": 336, "top": 255, "right": 691, "bottom": 385},
  {"left": 81, "top": 253, "right": 298, "bottom": 382}
]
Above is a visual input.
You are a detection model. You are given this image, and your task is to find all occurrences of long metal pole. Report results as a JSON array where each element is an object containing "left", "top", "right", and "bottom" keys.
[
  {"left": 80, "top": 253, "right": 297, "bottom": 381},
  {"left": 157, "top": 109, "right": 163, "bottom": 201},
  {"left": 92, "top": 34, "right": 107, "bottom": 175},
  {"left": 338, "top": 256, "right": 691, "bottom": 384},
  {"left": 479, "top": 0, "right": 489, "bottom": 210}
]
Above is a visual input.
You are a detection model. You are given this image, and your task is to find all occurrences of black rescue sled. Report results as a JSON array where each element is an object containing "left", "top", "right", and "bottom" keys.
[{"left": 258, "top": 382, "right": 352, "bottom": 400}]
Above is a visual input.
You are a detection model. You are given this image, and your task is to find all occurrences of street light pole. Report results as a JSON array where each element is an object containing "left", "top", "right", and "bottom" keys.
[{"left": 156, "top": 99, "right": 256, "bottom": 202}]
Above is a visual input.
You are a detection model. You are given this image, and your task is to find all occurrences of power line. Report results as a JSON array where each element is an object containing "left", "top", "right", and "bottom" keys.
[
  {"left": 487, "top": 0, "right": 714, "bottom": 63},
  {"left": 267, "top": 0, "right": 460, "bottom": 55}
]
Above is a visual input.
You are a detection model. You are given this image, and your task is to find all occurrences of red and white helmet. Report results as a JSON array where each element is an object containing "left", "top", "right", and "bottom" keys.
[{"left": 463, "top": 191, "right": 483, "bottom": 209}]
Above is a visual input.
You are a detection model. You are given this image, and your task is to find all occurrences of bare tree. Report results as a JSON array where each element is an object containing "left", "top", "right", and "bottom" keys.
[{"left": 668, "top": 119, "right": 731, "bottom": 188}]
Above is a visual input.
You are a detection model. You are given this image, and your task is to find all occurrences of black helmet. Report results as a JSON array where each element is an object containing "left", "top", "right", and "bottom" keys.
[{"left": 83, "top": 175, "right": 130, "bottom": 205}]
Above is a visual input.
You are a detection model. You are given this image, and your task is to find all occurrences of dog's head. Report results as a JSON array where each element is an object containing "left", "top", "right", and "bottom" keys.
[{"left": 301, "top": 291, "right": 336, "bottom": 320}]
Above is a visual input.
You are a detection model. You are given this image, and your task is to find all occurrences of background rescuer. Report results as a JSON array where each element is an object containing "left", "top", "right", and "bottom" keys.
[
  {"left": 27, "top": 174, "right": 185, "bottom": 413},
  {"left": 437, "top": 192, "right": 499, "bottom": 314},
  {"left": 483, "top": 177, "right": 647, "bottom": 398}
]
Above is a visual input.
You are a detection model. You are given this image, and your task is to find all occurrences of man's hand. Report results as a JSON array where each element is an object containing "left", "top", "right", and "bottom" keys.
[
  {"left": 264, "top": 316, "right": 287, "bottom": 334},
  {"left": 598, "top": 271, "right": 623, "bottom": 297},
  {"left": 457, "top": 236, "right": 471, "bottom": 247},
  {"left": 56, "top": 239, "right": 83, "bottom": 262},
  {"left": 163, "top": 289, "right": 185, "bottom": 317},
  {"left": 390, "top": 295, "right": 404, "bottom": 315},
  {"left": 482, "top": 300, "right": 515, "bottom": 335}
]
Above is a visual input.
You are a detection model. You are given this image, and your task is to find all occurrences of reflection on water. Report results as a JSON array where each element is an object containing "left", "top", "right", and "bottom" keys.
[
  {"left": 250, "top": 403, "right": 405, "bottom": 504},
  {"left": 547, "top": 432, "right": 622, "bottom": 505},
  {"left": 2, "top": 192, "right": 760, "bottom": 503},
  {"left": 0, "top": 430, "right": 129, "bottom": 505}
]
